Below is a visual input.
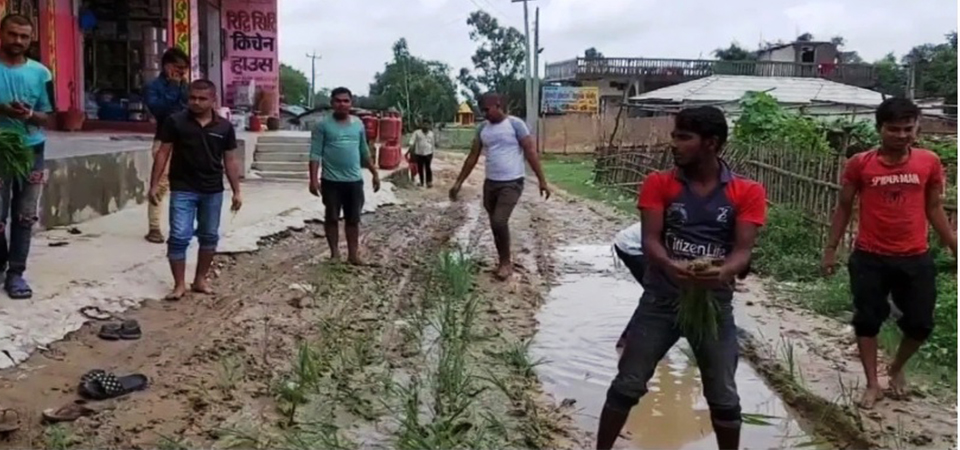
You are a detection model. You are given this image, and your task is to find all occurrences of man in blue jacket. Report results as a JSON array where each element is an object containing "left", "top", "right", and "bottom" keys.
[{"left": 143, "top": 47, "right": 188, "bottom": 243}]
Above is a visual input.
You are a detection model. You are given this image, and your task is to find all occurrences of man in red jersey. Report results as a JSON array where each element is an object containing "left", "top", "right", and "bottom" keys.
[
  {"left": 596, "top": 106, "right": 766, "bottom": 450},
  {"left": 822, "top": 97, "right": 957, "bottom": 409}
]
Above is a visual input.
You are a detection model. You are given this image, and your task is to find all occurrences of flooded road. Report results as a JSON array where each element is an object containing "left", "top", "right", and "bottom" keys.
[{"left": 533, "top": 245, "right": 819, "bottom": 449}]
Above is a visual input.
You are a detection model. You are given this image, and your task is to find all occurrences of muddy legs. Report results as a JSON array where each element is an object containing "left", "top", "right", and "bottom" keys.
[
  {"left": 856, "top": 336, "right": 883, "bottom": 408},
  {"left": 887, "top": 336, "right": 922, "bottom": 398},
  {"left": 167, "top": 259, "right": 187, "bottom": 300},
  {"left": 490, "top": 218, "right": 513, "bottom": 279},
  {"left": 595, "top": 406, "right": 629, "bottom": 449},
  {"left": 191, "top": 250, "right": 215, "bottom": 294},
  {"left": 324, "top": 222, "right": 340, "bottom": 260},
  {"left": 345, "top": 223, "right": 362, "bottom": 264}
]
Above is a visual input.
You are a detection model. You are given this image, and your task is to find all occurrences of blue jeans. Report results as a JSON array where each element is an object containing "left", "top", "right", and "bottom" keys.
[
  {"left": 0, "top": 143, "right": 45, "bottom": 275},
  {"left": 167, "top": 190, "right": 223, "bottom": 261},
  {"left": 605, "top": 291, "right": 742, "bottom": 428}
]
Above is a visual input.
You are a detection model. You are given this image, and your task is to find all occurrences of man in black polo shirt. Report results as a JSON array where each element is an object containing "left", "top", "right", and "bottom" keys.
[{"left": 148, "top": 79, "right": 242, "bottom": 300}]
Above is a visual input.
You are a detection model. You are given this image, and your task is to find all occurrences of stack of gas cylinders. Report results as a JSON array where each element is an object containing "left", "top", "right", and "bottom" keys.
[{"left": 377, "top": 110, "right": 403, "bottom": 170}]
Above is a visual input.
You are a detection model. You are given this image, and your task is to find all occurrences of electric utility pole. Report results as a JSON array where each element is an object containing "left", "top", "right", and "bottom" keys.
[
  {"left": 306, "top": 51, "right": 322, "bottom": 108},
  {"left": 532, "top": 6, "right": 541, "bottom": 140},
  {"left": 512, "top": 0, "right": 535, "bottom": 131}
]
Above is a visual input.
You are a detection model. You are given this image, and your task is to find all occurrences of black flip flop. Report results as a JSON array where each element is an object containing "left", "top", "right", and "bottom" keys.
[
  {"left": 97, "top": 323, "right": 121, "bottom": 341},
  {"left": 42, "top": 400, "right": 96, "bottom": 423},
  {"left": 119, "top": 320, "right": 141, "bottom": 340},
  {"left": 78, "top": 370, "right": 148, "bottom": 400}
]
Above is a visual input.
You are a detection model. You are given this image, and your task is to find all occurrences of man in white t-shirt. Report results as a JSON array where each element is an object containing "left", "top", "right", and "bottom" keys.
[
  {"left": 613, "top": 222, "right": 646, "bottom": 354},
  {"left": 408, "top": 121, "right": 437, "bottom": 187},
  {"left": 449, "top": 92, "right": 551, "bottom": 280}
]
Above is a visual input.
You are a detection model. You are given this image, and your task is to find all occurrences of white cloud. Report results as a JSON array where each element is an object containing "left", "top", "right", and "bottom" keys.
[{"left": 278, "top": 0, "right": 958, "bottom": 96}]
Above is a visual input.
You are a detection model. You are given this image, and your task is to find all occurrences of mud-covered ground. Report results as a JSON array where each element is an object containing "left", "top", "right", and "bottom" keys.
[
  {"left": 0, "top": 152, "right": 952, "bottom": 450},
  {"left": 0, "top": 155, "right": 620, "bottom": 449}
]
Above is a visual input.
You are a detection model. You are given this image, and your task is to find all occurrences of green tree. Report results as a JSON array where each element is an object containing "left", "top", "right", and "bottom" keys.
[
  {"left": 874, "top": 53, "right": 907, "bottom": 97},
  {"left": 903, "top": 33, "right": 957, "bottom": 109},
  {"left": 368, "top": 38, "right": 459, "bottom": 130},
  {"left": 584, "top": 47, "right": 604, "bottom": 59},
  {"left": 279, "top": 63, "right": 310, "bottom": 106},
  {"left": 458, "top": 10, "right": 527, "bottom": 117},
  {"left": 713, "top": 43, "right": 756, "bottom": 61}
]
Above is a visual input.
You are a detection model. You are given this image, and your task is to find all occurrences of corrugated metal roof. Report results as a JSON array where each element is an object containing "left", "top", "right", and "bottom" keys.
[{"left": 629, "top": 75, "right": 884, "bottom": 106}]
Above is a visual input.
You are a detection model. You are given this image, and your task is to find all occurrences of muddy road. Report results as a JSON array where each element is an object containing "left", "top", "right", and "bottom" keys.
[{"left": 0, "top": 152, "right": 952, "bottom": 449}]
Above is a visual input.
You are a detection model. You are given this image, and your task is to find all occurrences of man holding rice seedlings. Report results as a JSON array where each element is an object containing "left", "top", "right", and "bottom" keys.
[
  {"left": 148, "top": 79, "right": 242, "bottom": 300},
  {"left": 449, "top": 92, "right": 551, "bottom": 280},
  {"left": 822, "top": 97, "right": 956, "bottom": 410},
  {"left": 143, "top": 47, "right": 189, "bottom": 244},
  {"left": 597, "top": 106, "right": 766, "bottom": 450},
  {"left": 0, "top": 14, "right": 54, "bottom": 300}
]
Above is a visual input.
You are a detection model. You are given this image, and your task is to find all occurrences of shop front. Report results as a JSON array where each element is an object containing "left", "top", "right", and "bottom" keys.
[{"left": 14, "top": 0, "right": 278, "bottom": 132}]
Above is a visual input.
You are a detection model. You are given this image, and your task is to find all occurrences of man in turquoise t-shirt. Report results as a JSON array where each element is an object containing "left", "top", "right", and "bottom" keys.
[
  {"left": 0, "top": 14, "right": 53, "bottom": 300},
  {"left": 308, "top": 87, "right": 380, "bottom": 265}
]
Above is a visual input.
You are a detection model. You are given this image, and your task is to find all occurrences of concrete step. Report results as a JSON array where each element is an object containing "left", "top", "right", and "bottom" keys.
[
  {"left": 257, "top": 135, "right": 310, "bottom": 145},
  {"left": 253, "top": 170, "right": 310, "bottom": 180},
  {"left": 251, "top": 161, "right": 307, "bottom": 172},
  {"left": 256, "top": 143, "right": 309, "bottom": 153},
  {"left": 254, "top": 151, "right": 311, "bottom": 163}
]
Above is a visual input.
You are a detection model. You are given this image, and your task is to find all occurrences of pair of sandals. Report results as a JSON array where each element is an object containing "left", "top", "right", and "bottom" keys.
[
  {"left": 97, "top": 320, "right": 141, "bottom": 341},
  {"left": 41, "top": 370, "right": 149, "bottom": 424}
]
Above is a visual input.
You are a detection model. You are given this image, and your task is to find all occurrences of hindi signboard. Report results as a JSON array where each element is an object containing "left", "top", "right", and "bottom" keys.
[
  {"left": 222, "top": 0, "right": 279, "bottom": 114},
  {"left": 541, "top": 86, "right": 599, "bottom": 114}
]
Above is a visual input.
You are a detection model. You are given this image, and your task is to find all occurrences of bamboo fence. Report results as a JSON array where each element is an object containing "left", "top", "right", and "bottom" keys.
[{"left": 593, "top": 142, "right": 959, "bottom": 247}]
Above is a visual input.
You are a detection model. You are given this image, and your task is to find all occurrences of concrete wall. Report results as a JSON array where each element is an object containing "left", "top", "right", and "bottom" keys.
[
  {"left": 539, "top": 113, "right": 673, "bottom": 154},
  {"left": 41, "top": 149, "right": 152, "bottom": 229}
]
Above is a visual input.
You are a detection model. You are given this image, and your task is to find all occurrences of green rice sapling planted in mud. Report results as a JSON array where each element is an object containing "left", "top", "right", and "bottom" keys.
[
  {"left": 676, "top": 257, "right": 724, "bottom": 344},
  {"left": 0, "top": 128, "right": 32, "bottom": 181}
]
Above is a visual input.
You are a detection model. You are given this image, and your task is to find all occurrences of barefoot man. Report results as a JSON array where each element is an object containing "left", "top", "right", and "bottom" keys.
[
  {"left": 449, "top": 92, "right": 551, "bottom": 280},
  {"left": 597, "top": 106, "right": 766, "bottom": 450},
  {"left": 308, "top": 87, "right": 381, "bottom": 264},
  {"left": 822, "top": 97, "right": 956, "bottom": 409},
  {"left": 148, "top": 79, "right": 242, "bottom": 300}
]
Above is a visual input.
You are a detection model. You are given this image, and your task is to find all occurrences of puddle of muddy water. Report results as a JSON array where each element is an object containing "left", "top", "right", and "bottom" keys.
[{"left": 533, "top": 245, "right": 823, "bottom": 450}]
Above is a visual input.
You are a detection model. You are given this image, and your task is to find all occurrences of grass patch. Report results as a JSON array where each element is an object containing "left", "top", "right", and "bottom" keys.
[
  {"left": 755, "top": 205, "right": 958, "bottom": 389},
  {"left": 540, "top": 154, "right": 636, "bottom": 213}
]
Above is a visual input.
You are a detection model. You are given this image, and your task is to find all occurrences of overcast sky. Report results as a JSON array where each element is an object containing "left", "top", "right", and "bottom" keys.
[{"left": 277, "top": 0, "right": 958, "bottom": 96}]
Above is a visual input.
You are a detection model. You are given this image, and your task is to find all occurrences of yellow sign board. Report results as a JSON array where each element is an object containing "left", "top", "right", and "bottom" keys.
[{"left": 541, "top": 86, "right": 599, "bottom": 114}]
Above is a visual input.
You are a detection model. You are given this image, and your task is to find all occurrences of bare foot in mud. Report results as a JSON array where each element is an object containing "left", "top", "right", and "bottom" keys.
[
  {"left": 191, "top": 281, "right": 214, "bottom": 295},
  {"left": 165, "top": 285, "right": 187, "bottom": 301},
  {"left": 888, "top": 370, "right": 908, "bottom": 399},
  {"left": 494, "top": 264, "right": 513, "bottom": 281},
  {"left": 347, "top": 256, "right": 364, "bottom": 266},
  {"left": 859, "top": 385, "right": 883, "bottom": 409}
]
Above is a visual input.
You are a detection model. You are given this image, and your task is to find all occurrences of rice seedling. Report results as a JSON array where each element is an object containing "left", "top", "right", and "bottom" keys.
[
  {"left": 43, "top": 424, "right": 73, "bottom": 450},
  {"left": 0, "top": 129, "right": 32, "bottom": 181},
  {"left": 676, "top": 257, "right": 722, "bottom": 345}
]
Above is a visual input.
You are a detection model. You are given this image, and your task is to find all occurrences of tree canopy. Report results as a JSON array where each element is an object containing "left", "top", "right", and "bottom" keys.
[
  {"left": 458, "top": 10, "right": 527, "bottom": 117},
  {"left": 279, "top": 63, "right": 310, "bottom": 106},
  {"left": 368, "top": 38, "right": 459, "bottom": 129},
  {"left": 584, "top": 47, "right": 604, "bottom": 60},
  {"left": 713, "top": 43, "right": 756, "bottom": 61}
]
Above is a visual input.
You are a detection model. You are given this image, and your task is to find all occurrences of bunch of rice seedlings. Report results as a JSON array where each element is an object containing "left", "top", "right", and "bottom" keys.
[
  {"left": 0, "top": 128, "right": 32, "bottom": 181},
  {"left": 676, "top": 257, "right": 722, "bottom": 345}
]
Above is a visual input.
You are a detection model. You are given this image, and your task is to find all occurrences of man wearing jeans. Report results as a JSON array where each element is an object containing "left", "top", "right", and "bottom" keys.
[
  {"left": 143, "top": 47, "right": 188, "bottom": 243},
  {"left": 149, "top": 80, "right": 242, "bottom": 300},
  {"left": 449, "top": 92, "right": 551, "bottom": 280},
  {"left": 0, "top": 14, "right": 54, "bottom": 300},
  {"left": 597, "top": 107, "right": 766, "bottom": 450}
]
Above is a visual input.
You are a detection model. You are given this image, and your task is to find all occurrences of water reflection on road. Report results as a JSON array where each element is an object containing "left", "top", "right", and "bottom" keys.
[{"left": 532, "top": 245, "right": 816, "bottom": 449}]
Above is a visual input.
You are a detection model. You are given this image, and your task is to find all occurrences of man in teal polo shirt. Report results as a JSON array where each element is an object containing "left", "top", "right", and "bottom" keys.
[
  {"left": 0, "top": 14, "right": 54, "bottom": 300},
  {"left": 308, "top": 87, "right": 380, "bottom": 265}
]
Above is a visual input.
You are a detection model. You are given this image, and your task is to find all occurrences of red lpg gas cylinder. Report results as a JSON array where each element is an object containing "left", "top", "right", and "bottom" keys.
[
  {"left": 378, "top": 111, "right": 402, "bottom": 143},
  {"left": 378, "top": 142, "right": 402, "bottom": 170},
  {"left": 360, "top": 114, "right": 379, "bottom": 143}
]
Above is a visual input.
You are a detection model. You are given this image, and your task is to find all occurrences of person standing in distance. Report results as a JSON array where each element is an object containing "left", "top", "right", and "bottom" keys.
[
  {"left": 822, "top": 97, "right": 956, "bottom": 409},
  {"left": 143, "top": 47, "right": 189, "bottom": 244},
  {"left": 449, "top": 93, "right": 551, "bottom": 280},
  {"left": 148, "top": 80, "right": 242, "bottom": 300},
  {"left": 0, "top": 14, "right": 54, "bottom": 300},
  {"left": 408, "top": 120, "right": 437, "bottom": 187},
  {"left": 597, "top": 106, "right": 766, "bottom": 450},
  {"left": 308, "top": 87, "right": 381, "bottom": 264}
]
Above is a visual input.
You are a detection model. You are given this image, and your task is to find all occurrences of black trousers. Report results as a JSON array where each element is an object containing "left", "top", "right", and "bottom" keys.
[{"left": 413, "top": 153, "right": 433, "bottom": 185}]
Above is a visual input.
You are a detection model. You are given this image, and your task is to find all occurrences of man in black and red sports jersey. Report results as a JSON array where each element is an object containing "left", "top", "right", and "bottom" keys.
[{"left": 596, "top": 106, "right": 767, "bottom": 450}]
